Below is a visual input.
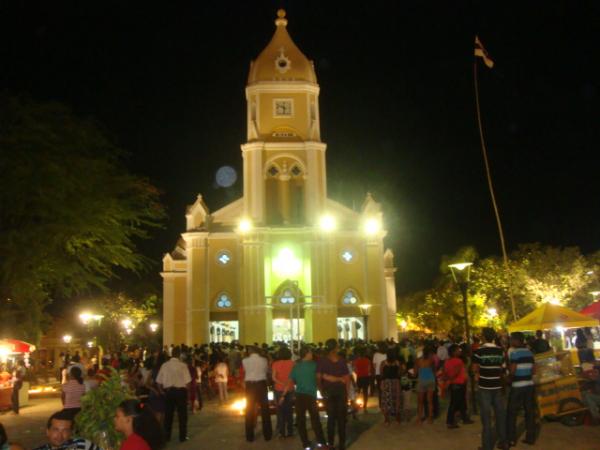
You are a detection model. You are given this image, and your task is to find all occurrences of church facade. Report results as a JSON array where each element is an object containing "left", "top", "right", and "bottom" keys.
[{"left": 161, "top": 10, "right": 398, "bottom": 345}]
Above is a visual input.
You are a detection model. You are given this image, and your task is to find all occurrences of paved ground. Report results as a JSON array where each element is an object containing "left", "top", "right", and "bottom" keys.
[{"left": 1, "top": 393, "right": 599, "bottom": 450}]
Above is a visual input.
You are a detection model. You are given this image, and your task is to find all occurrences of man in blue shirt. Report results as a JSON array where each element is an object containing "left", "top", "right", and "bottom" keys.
[{"left": 507, "top": 332, "right": 536, "bottom": 446}]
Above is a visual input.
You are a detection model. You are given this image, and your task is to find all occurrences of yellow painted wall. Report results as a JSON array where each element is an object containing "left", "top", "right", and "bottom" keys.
[
  {"left": 172, "top": 276, "right": 187, "bottom": 345},
  {"left": 207, "top": 238, "right": 240, "bottom": 312},
  {"left": 258, "top": 93, "right": 309, "bottom": 139}
]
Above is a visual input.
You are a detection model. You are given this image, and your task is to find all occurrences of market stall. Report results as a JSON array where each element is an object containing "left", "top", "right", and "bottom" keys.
[
  {"left": 580, "top": 301, "right": 600, "bottom": 321},
  {"left": 508, "top": 303, "right": 600, "bottom": 364},
  {"left": 508, "top": 304, "right": 599, "bottom": 425},
  {"left": 0, "top": 339, "right": 36, "bottom": 410},
  {"left": 533, "top": 350, "right": 587, "bottom": 424},
  {"left": 508, "top": 303, "right": 599, "bottom": 333}
]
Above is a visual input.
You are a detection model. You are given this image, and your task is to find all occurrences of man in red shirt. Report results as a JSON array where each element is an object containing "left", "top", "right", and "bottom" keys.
[
  {"left": 443, "top": 344, "right": 473, "bottom": 428},
  {"left": 352, "top": 348, "right": 371, "bottom": 413}
]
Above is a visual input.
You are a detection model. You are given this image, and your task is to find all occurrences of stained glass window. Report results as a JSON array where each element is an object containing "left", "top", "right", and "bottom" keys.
[{"left": 217, "top": 294, "right": 232, "bottom": 308}]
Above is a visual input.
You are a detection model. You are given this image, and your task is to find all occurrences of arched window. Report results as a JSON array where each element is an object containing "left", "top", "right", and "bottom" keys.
[
  {"left": 264, "top": 156, "right": 306, "bottom": 226},
  {"left": 280, "top": 288, "right": 296, "bottom": 304},
  {"left": 273, "top": 280, "right": 303, "bottom": 306},
  {"left": 341, "top": 289, "right": 359, "bottom": 306},
  {"left": 216, "top": 293, "right": 233, "bottom": 309}
]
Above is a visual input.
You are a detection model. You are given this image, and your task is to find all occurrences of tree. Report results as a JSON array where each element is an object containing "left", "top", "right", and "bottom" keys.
[
  {"left": 398, "top": 243, "right": 598, "bottom": 335},
  {"left": 510, "top": 243, "right": 592, "bottom": 311},
  {"left": 0, "top": 94, "right": 166, "bottom": 342},
  {"left": 76, "top": 292, "right": 161, "bottom": 352}
]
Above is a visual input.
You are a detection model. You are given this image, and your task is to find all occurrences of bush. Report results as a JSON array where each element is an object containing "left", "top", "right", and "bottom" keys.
[{"left": 75, "top": 368, "right": 133, "bottom": 448}]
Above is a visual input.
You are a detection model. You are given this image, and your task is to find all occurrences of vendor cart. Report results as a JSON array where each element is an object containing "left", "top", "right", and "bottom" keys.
[
  {"left": 0, "top": 339, "right": 35, "bottom": 410},
  {"left": 534, "top": 350, "right": 587, "bottom": 426}
]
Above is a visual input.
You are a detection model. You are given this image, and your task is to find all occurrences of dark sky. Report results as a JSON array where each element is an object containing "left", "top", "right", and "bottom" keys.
[{"left": 2, "top": 1, "right": 599, "bottom": 294}]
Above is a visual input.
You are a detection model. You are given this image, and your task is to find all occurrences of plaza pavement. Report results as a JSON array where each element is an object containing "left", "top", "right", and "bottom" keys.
[{"left": 1, "top": 393, "right": 599, "bottom": 450}]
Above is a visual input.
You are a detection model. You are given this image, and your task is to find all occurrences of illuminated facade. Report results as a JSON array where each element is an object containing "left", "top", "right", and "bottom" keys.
[{"left": 161, "top": 10, "right": 397, "bottom": 345}]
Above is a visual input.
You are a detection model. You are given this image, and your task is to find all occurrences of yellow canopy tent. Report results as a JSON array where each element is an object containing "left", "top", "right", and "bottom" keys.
[{"left": 508, "top": 302, "right": 599, "bottom": 332}]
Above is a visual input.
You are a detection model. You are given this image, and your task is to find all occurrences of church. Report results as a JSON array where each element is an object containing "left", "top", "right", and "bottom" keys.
[{"left": 161, "top": 10, "right": 398, "bottom": 345}]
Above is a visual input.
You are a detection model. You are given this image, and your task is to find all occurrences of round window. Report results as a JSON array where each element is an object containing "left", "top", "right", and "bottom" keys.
[
  {"left": 340, "top": 249, "right": 355, "bottom": 264},
  {"left": 342, "top": 291, "right": 358, "bottom": 305},
  {"left": 216, "top": 250, "right": 232, "bottom": 266}
]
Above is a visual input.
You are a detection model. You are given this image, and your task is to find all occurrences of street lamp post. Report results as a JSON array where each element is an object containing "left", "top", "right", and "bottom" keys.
[
  {"left": 79, "top": 312, "right": 104, "bottom": 362},
  {"left": 448, "top": 262, "right": 477, "bottom": 414},
  {"left": 62, "top": 334, "right": 72, "bottom": 355},
  {"left": 448, "top": 262, "right": 473, "bottom": 343},
  {"left": 358, "top": 303, "right": 372, "bottom": 342}
]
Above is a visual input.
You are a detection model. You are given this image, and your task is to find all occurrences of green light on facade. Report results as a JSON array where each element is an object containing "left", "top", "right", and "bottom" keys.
[{"left": 273, "top": 247, "right": 302, "bottom": 277}]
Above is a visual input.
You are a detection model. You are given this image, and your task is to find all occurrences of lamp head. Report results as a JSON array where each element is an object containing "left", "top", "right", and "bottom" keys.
[
  {"left": 79, "top": 312, "right": 91, "bottom": 324},
  {"left": 358, "top": 303, "right": 372, "bottom": 316},
  {"left": 448, "top": 262, "right": 473, "bottom": 271},
  {"left": 363, "top": 218, "right": 381, "bottom": 236},
  {"left": 448, "top": 262, "right": 473, "bottom": 283},
  {"left": 319, "top": 215, "right": 336, "bottom": 232},
  {"left": 238, "top": 218, "right": 253, "bottom": 233}
]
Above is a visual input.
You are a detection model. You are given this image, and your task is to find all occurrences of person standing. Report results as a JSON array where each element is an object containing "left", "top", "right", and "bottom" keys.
[
  {"left": 214, "top": 357, "right": 229, "bottom": 404},
  {"left": 10, "top": 360, "right": 25, "bottom": 415},
  {"left": 242, "top": 346, "right": 272, "bottom": 442},
  {"left": 114, "top": 399, "right": 165, "bottom": 450},
  {"left": 272, "top": 347, "right": 294, "bottom": 438},
  {"left": 443, "top": 344, "right": 473, "bottom": 429},
  {"left": 379, "top": 349, "right": 403, "bottom": 425},
  {"left": 185, "top": 356, "right": 199, "bottom": 414},
  {"left": 61, "top": 367, "right": 86, "bottom": 419},
  {"left": 317, "top": 339, "right": 350, "bottom": 450},
  {"left": 282, "top": 346, "right": 326, "bottom": 449},
  {"left": 372, "top": 344, "right": 387, "bottom": 397},
  {"left": 156, "top": 347, "right": 191, "bottom": 443},
  {"left": 473, "top": 327, "right": 508, "bottom": 450},
  {"left": 506, "top": 332, "right": 536, "bottom": 446},
  {"left": 352, "top": 347, "right": 371, "bottom": 414},
  {"left": 415, "top": 346, "right": 435, "bottom": 424},
  {"left": 532, "top": 330, "right": 550, "bottom": 354}
]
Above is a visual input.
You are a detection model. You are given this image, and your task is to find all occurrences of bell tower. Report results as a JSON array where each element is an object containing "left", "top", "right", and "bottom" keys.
[{"left": 242, "top": 9, "right": 326, "bottom": 226}]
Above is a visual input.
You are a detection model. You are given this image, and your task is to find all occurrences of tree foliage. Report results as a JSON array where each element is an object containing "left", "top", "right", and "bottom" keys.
[
  {"left": 399, "top": 243, "right": 599, "bottom": 335},
  {"left": 0, "top": 94, "right": 166, "bottom": 342},
  {"left": 76, "top": 292, "right": 161, "bottom": 351},
  {"left": 76, "top": 368, "right": 133, "bottom": 448}
]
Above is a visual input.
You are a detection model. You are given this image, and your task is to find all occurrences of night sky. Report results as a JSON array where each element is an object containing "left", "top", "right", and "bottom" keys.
[{"left": 2, "top": 1, "right": 599, "bottom": 294}]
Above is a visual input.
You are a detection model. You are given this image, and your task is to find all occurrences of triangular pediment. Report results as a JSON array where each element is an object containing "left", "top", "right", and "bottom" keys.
[{"left": 212, "top": 197, "right": 244, "bottom": 227}]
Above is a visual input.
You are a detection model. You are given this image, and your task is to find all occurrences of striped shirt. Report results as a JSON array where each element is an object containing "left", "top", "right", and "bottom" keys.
[
  {"left": 509, "top": 347, "right": 534, "bottom": 387},
  {"left": 473, "top": 343, "right": 505, "bottom": 390},
  {"left": 62, "top": 380, "right": 86, "bottom": 409},
  {"left": 33, "top": 438, "right": 101, "bottom": 450}
]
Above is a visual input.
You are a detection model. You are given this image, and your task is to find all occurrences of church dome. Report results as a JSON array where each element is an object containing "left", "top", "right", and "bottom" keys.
[{"left": 247, "top": 10, "right": 317, "bottom": 85}]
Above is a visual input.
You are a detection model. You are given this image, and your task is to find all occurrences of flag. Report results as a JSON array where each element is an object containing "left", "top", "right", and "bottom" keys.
[{"left": 474, "top": 35, "right": 494, "bottom": 69}]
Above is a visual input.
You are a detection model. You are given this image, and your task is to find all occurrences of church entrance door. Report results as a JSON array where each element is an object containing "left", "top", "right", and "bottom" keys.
[
  {"left": 209, "top": 321, "right": 239, "bottom": 343},
  {"left": 337, "top": 317, "right": 365, "bottom": 340}
]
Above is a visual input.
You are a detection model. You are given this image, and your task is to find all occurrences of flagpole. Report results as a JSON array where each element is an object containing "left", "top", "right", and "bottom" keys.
[{"left": 473, "top": 59, "right": 518, "bottom": 322}]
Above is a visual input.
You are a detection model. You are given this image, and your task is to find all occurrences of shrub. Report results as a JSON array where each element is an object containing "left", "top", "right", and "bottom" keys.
[{"left": 75, "top": 368, "right": 133, "bottom": 448}]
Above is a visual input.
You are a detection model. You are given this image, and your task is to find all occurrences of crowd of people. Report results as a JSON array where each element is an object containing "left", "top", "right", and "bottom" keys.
[{"left": 0, "top": 325, "right": 598, "bottom": 450}]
